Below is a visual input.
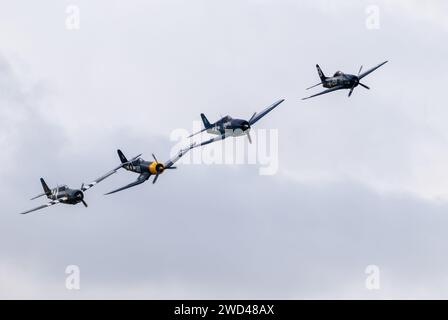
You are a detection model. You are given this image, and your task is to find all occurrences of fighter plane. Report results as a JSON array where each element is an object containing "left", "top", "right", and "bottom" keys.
[
  {"left": 104, "top": 143, "right": 195, "bottom": 195},
  {"left": 188, "top": 99, "right": 285, "bottom": 147},
  {"left": 302, "top": 61, "right": 388, "bottom": 100},
  {"left": 19, "top": 167, "right": 120, "bottom": 214}
]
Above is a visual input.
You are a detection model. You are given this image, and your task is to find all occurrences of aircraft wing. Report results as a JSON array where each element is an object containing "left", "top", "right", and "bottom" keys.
[
  {"left": 19, "top": 198, "right": 67, "bottom": 215},
  {"left": 301, "top": 86, "right": 345, "bottom": 100},
  {"left": 193, "top": 131, "right": 232, "bottom": 148},
  {"left": 248, "top": 99, "right": 285, "bottom": 126},
  {"left": 358, "top": 60, "right": 388, "bottom": 80},
  {"left": 104, "top": 172, "right": 151, "bottom": 195},
  {"left": 81, "top": 165, "right": 123, "bottom": 192},
  {"left": 164, "top": 142, "right": 197, "bottom": 168},
  {"left": 188, "top": 128, "right": 208, "bottom": 138},
  {"left": 306, "top": 82, "right": 322, "bottom": 90}
]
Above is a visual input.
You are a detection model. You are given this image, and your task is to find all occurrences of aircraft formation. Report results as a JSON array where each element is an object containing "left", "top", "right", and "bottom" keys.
[{"left": 19, "top": 60, "right": 388, "bottom": 214}]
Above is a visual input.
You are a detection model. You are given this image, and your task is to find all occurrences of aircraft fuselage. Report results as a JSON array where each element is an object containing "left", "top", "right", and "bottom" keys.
[
  {"left": 122, "top": 159, "right": 164, "bottom": 176},
  {"left": 48, "top": 186, "right": 84, "bottom": 205},
  {"left": 207, "top": 118, "right": 251, "bottom": 137},
  {"left": 323, "top": 73, "right": 359, "bottom": 89}
]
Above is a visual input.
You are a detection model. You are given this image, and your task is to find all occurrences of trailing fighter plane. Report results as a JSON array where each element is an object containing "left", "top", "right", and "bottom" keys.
[
  {"left": 19, "top": 167, "right": 120, "bottom": 214},
  {"left": 302, "top": 61, "right": 388, "bottom": 100},
  {"left": 104, "top": 143, "right": 195, "bottom": 195},
  {"left": 188, "top": 99, "right": 284, "bottom": 147}
]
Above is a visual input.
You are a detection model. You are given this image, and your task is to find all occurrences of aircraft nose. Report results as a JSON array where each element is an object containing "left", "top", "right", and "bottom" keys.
[{"left": 156, "top": 163, "right": 165, "bottom": 173}]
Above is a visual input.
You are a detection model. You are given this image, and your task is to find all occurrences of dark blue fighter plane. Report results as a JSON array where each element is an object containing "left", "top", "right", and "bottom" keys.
[
  {"left": 302, "top": 61, "right": 388, "bottom": 100},
  {"left": 188, "top": 99, "right": 285, "bottom": 146}
]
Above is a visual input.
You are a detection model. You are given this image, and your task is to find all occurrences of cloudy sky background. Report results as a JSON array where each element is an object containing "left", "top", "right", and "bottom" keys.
[{"left": 1, "top": 0, "right": 448, "bottom": 299}]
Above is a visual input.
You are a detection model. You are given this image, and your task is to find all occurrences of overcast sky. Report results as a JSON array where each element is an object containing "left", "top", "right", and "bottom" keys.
[{"left": 1, "top": 0, "right": 448, "bottom": 299}]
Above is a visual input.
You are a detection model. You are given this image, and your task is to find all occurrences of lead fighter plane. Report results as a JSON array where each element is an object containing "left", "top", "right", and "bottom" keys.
[
  {"left": 19, "top": 166, "right": 120, "bottom": 214},
  {"left": 104, "top": 143, "right": 196, "bottom": 195},
  {"left": 188, "top": 99, "right": 285, "bottom": 147},
  {"left": 302, "top": 60, "right": 388, "bottom": 100}
]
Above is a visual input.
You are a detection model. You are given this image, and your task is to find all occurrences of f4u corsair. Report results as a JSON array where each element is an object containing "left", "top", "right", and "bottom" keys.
[
  {"left": 19, "top": 167, "right": 119, "bottom": 214},
  {"left": 188, "top": 99, "right": 285, "bottom": 147},
  {"left": 302, "top": 61, "right": 388, "bottom": 100},
  {"left": 105, "top": 143, "right": 195, "bottom": 195}
]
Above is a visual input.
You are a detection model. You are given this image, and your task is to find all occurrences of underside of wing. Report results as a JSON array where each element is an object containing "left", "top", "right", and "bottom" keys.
[
  {"left": 302, "top": 86, "right": 345, "bottom": 100},
  {"left": 249, "top": 99, "right": 285, "bottom": 126},
  {"left": 81, "top": 163, "right": 125, "bottom": 192},
  {"left": 104, "top": 172, "right": 151, "bottom": 195},
  {"left": 194, "top": 132, "right": 231, "bottom": 148},
  {"left": 358, "top": 60, "right": 388, "bottom": 80},
  {"left": 19, "top": 198, "right": 64, "bottom": 215},
  {"left": 306, "top": 82, "right": 322, "bottom": 90},
  {"left": 164, "top": 142, "right": 197, "bottom": 168}
]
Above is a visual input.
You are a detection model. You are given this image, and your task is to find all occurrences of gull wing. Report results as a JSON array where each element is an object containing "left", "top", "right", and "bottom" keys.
[
  {"left": 301, "top": 85, "right": 345, "bottom": 100},
  {"left": 358, "top": 61, "right": 388, "bottom": 80},
  {"left": 164, "top": 142, "right": 197, "bottom": 168},
  {"left": 104, "top": 172, "right": 151, "bottom": 195},
  {"left": 248, "top": 99, "right": 285, "bottom": 126}
]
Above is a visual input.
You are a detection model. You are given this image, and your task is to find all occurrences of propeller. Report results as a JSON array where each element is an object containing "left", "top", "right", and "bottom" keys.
[
  {"left": 82, "top": 200, "right": 88, "bottom": 208},
  {"left": 359, "top": 83, "right": 370, "bottom": 90},
  {"left": 348, "top": 65, "right": 366, "bottom": 97},
  {"left": 151, "top": 153, "right": 169, "bottom": 184},
  {"left": 248, "top": 112, "right": 257, "bottom": 124},
  {"left": 348, "top": 87, "right": 355, "bottom": 97},
  {"left": 246, "top": 131, "right": 252, "bottom": 144}
]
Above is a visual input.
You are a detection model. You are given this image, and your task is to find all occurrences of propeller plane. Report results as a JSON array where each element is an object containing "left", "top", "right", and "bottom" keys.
[
  {"left": 302, "top": 61, "right": 388, "bottom": 100},
  {"left": 188, "top": 99, "right": 285, "bottom": 147}
]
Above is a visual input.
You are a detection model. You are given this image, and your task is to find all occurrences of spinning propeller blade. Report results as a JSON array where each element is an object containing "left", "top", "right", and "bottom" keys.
[
  {"left": 359, "top": 83, "right": 370, "bottom": 90},
  {"left": 248, "top": 112, "right": 257, "bottom": 124},
  {"left": 348, "top": 87, "right": 355, "bottom": 97},
  {"left": 246, "top": 131, "right": 252, "bottom": 144}
]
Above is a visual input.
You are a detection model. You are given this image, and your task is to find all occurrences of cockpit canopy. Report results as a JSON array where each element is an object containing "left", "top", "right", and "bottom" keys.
[
  {"left": 333, "top": 71, "right": 344, "bottom": 77},
  {"left": 221, "top": 115, "right": 232, "bottom": 122},
  {"left": 58, "top": 185, "right": 68, "bottom": 191}
]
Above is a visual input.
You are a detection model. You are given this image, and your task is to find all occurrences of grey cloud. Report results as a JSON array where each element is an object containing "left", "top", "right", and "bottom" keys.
[{"left": 0, "top": 0, "right": 447, "bottom": 299}]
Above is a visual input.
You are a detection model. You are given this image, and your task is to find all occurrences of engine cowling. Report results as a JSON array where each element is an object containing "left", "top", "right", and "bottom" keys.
[
  {"left": 72, "top": 190, "right": 84, "bottom": 201},
  {"left": 149, "top": 162, "right": 165, "bottom": 175}
]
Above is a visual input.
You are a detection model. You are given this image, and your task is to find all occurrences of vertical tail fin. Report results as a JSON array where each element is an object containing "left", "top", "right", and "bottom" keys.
[
  {"left": 117, "top": 149, "right": 128, "bottom": 164},
  {"left": 40, "top": 178, "right": 51, "bottom": 196},
  {"left": 316, "top": 64, "right": 326, "bottom": 82},
  {"left": 200, "top": 113, "right": 211, "bottom": 129}
]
